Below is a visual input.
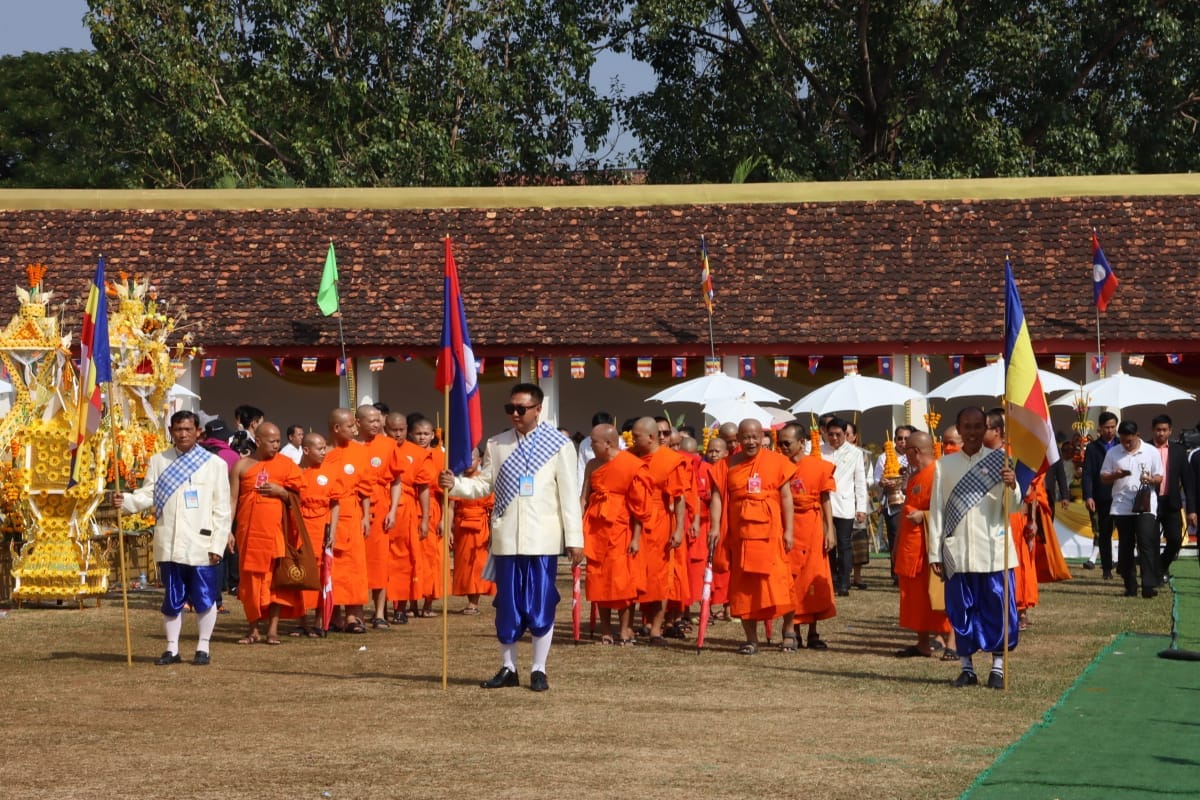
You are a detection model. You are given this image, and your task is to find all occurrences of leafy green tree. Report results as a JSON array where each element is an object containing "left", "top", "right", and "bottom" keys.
[
  {"left": 81, "top": 0, "right": 622, "bottom": 187},
  {"left": 623, "top": 1, "right": 1200, "bottom": 182}
]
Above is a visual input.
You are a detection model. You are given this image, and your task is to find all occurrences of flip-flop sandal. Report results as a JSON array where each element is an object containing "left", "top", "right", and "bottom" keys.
[
  {"left": 265, "top": 637, "right": 281, "bottom": 646},
  {"left": 940, "top": 648, "right": 960, "bottom": 661},
  {"left": 288, "top": 628, "right": 307, "bottom": 638},
  {"left": 345, "top": 621, "right": 367, "bottom": 634},
  {"left": 460, "top": 607, "right": 480, "bottom": 615},
  {"left": 599, "top": 635, "right": 615, "bottom": 645},
  {"left": 306, "top": 628, "right": 324, "bottom": 638},
  {"left": 780, "top": 633, "right": 799, "bottom": 653},
  {"left": 737, "top": 642, "right": 759, "bottom": 656},
  {"left": 236, "top": 635, "right": 260, "bottom": 645}
]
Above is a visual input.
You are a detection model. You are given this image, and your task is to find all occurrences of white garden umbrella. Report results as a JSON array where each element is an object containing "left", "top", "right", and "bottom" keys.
[
  {"left": 168, "top": 383, "right": 200, "bottom": 399},
  {"left": 1049, "top": 372, "right": 1195, "bottom": 411},
  {"left": 647, "top": 372, "right": 787, "bottom": 405},
  {"left": 703, "top": 395, "right": 796, "bottom": 429},
  {"left": 0, "top": 378, "right": 12, "bottom": 395},
  {"left": 927, "top": 358, "right": 1078, "bottom": 400},
  {"left": 789, "top": 373, "right": 923, "bottom": 415}
]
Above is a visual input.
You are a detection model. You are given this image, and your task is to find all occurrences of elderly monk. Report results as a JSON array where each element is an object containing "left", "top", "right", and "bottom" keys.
[
  {"left": 892, "top": 432, "right": 953, "bottom": 658},
  {"left": 355, "top": 405, "right": 404, "bottom": 629},
  {"left": 293, "top": 432, "right": 335, "bottom": 637},
  {"left": 582, "top": 424, "right": 654, "bottom": 644},
  {"left": 709, "top": 419, "right": 796, "bottom": 655},
  {"left": 628, "top": 417, "right": 691, "bottom": 646},
  {"left": 776, "top": 423, "right": 837, "bottom": 652},
  {"left": 230, "top": 423, "right": 305, "bottom": 645},
  {"left": 450, "top": 447, "right": 495, "bottom": 614},
  {"left": 322, "top": 408, "right": 372, "bottom": 633},
  {"left": 409, "top": 415, "right": 447, "bottom": 618},
  {"left": 382, "top": 412, "right": 426, "bottom": 624}
]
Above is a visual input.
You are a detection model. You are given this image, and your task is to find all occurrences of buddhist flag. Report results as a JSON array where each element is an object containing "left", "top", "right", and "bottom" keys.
[
  {"left": 503, "top": 357, "right": 519, "bottom": 377},
  {"left": 1054, "top": 354, "right": 1071, "bottom": 370},
  {"left": 704, "top": 357, "right": 720, "bottom": 375},
  {"left": 605, "top": 357, "right": 620, "bottom": 378},
  {"left": 538, "top": 358, "right": 553, "bottom": 379},
  {"left": 637, "top": 357, "right": 653, "bottom": 378},
  {"left": 368, "top": 357, "right": 385, "bottom": 372},
  {"left": 236, "top": 358, "right": 252, "bottom": 379},
  {"left": 301, "top": 357, "right": 317, "bottom": 373},
  {"left": 672, "top": 357, "right": 687, "bottom": 378},
  {"left": 878, "top": 356, "right": 892, "bottom": 377},
  {"left": 67, "top": 257, "right": 112, "bottom": 488},
  {"left": 984, "top": 354, "right": 1000, "bottom": 365},
  {"left": 842, "top": 356, "right": 858, "bottom": 375},
  {"left": 570, "top": 357, "right": 585, "bottom": 379},
  {"left": 1127, "top": 354, "right": 1145, "bottom": 367},
  {"left": 435, "top": 237, "right": 484, "bottom": 474},
  {"left": 317, "top": 243, "right": 339, "bottom": 316},
  {"left": 1091, "top": 230, "right": 1118, "bottom": 312},
  {"left": 1004, "top": 259, "right": 1060, "bottom": 497},
  {"left": 201, "top": 358, "right": 217, "bottom": 377},
  {"left": 700, "top": 236, "right": 715, "bottom": 315},
  {"left": 773, "top": 357, "right": 789, "bottom": 378}
]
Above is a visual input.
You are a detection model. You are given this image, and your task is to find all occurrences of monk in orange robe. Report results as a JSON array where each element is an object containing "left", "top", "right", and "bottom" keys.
[
  {"left": 709, "top": 419, "right": 796, "bottom": 655},
  {"left": 582, "top": 424, "right": 654, "bottom": 643},
  {"left": 891, "top": 432, "right": 953, "bottom": 657},
  {"left": 322, "top": 408, "right": 372, "bottom": 633},
  {"left": 294, "top": 432, "right": 336, "bottom": 637},
  {"left": 451, "top": 448, "right": 495, "bottom": 613},
  {"left": 410, "top": 415, "right": 447, "bottom": 617},
  {"left": 628, "top": 417, "right": 690, "bottom": 645},
  {"left": 683, "top": 444, "right": 714, "bottom": 608},
  {"left": 1029, "top": 474, "right": 1072, "bottom": 584},
  {"left": 383, "top": 412, "right": 427, "bottom": 623},
  {"left": 230, "top": 423, "right": 305, "bottom": 645},
  {"left": 356, "top": 405, "right": 403, "bottom": 629},
  {"left": 703, "top": 437, "right": 732, "bottom": 619},
  {"left": 1011, "top": 501, "right": 1038, "bottom": 628},
  {"left": 775, "top": 423, "right": 837, "bottom": 651}
]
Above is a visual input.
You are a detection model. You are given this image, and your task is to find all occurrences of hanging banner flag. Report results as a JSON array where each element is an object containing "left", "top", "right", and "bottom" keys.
[
  {"left": 637, "top": 357, "right": 653, "bottom": 378},
  {"left": 808, "top": 356, "right": 822, "bottom": 374},
  {"left": 739, "top": 356, "right": 755, "bottom": 377},
  {"left": 1091, "top": 354, "right": 1106, "bottom": 375},
  {"left": 475, "top": 358, "right": 485, "bottom": 375},
  {"left": 538, "top": 358, "right": 553, "bottom": 379},
  {"left": 503, "top": 357, "right": 519, "bottom": 378},
  {"left": 1127, "top": 353, "right": 1145, "bottom": 367},
  {"left": 877, "top": 356, "right": 892, "bottom": 377},
  {"left": 984, "top": 354, "right": 1000, "bottom": 365},
  {"left": 570, "top": 357, "right": 585, "bottom": 379},
  {"left": 170, "top": 359, "right": 185, "bottom": 378},
  {"left": 704, "top": 357, "right": 720, "bottom": 375},
  {"left": 201, "top": 358, "right": 216, "bottom": 377},
  {"left": 699, "top": 235, "right": 715, "bottom": 315},
  {"left": 1054, "top": 354, "right": 1071, "bottom": 370},
  {"left": 842, "top": 355, "right": 858, "bottom": 375},
  {"left": 270, "top": 357, "right": 285, "bottom": 376},
  {"left": 672, "top": 357, "right": 687, "bottom": 378},
  {"left": 236, "top": 358, "right": 252, "bottom": 379},
  {"left": 369, "top": 357, "right": 385, "bottom": 372},
  {"left": 337, "top": 358, "right": 348, "bottom": 376},
  {"left": 1167, "top": 353, "right": 1183, "bottom": 365},
  {"left": 773, "top": 357, "right": 789, "bottom": 378},
  {"left": 917, "top": 355, "right": 931, "bottom": 373},
  {"left": 605, "top": 357, "right": 620, "bottom": 378},
  {"left": 301, "top": 357, "right": 317, "bottom": 373},
  {"left": 950, "top": 355, "right": 964, "bottom": 375}
]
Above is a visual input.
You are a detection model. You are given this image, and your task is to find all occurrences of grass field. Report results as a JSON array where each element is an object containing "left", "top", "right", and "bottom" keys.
[{"left": 0, "top": 557, "right": 1172, "bottom": 800}]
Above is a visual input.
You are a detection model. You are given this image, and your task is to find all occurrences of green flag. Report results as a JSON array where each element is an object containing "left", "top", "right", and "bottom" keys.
[{"left": 317, "top": 242, "right": 339, "bottom": 316}]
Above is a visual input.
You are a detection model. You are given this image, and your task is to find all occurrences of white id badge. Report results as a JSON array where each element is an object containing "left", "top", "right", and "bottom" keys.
[
  {"left": 747, "top": 474, "right": 762, "bottom": 494},
  {"left": 184, "top": 489, "right": 200, "bottom": 509},
  {"left": 519, "top": 475, "right": 535, "bottom": 497}
]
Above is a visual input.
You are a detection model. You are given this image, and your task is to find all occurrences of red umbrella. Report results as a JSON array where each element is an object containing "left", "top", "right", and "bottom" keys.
[
  {"left": 695, "top": 547, "right": 715, "bottom": 652},
  {"left": 571, "top": 563, "right": 582, "bottom": 643},
  {"left": 318, "top": 526, "right": 334, "bottom": 632}
]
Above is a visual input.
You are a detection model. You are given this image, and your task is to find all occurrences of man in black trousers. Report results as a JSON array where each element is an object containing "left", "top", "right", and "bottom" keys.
[
  {"left": 1151, "top": 414, "right": 1191, "bottom": 580},
  {"left": 1082, "top": 412, "right": 1120, "bottom": 578}
]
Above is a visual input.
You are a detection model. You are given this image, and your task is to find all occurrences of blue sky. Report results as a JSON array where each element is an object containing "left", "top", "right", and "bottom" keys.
[{"left": 0, "top": 1, "right": 91, "bottom": 56}]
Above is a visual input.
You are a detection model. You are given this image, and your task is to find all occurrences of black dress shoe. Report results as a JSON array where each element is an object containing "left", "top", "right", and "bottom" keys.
[
  {"left": 1082, "top": 561, "right": 1096, "bottom": 570},
  {"left": 986, "top": 671, "right": 1005, "bottom": 689},
  {"left": 529, "top": 670, "right": 549, "bottom": 692},
  {"left": 951, "top": 670, "right": 978, "bottom": 688},
  {"left": 1102, "top": 570, "right": 1113, "bottom": 580},
  {"left": 154, "top": 650, "right": 182, "bottom": 666},
  {"left": 835, "top": 590, "right": 850, "bottom": 597},
  {"left": 851, "top": 582, "right": 869, "bottom": 590},
  {"left": 1142, "top": 588, "right": 1158, "bottom": 599},
  {"left": 192, "top": 650, "right": 211, "bottom": 666},
  {"left": 480, "top": 667, "right": 519, "bottom": 689}
]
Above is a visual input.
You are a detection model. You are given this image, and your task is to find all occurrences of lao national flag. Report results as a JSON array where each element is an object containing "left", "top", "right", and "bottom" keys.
[
  {"left": 671, "top": 357, "right": 686, "bottom": 378},
  {"left": 434, "top": 238, "right": 483, "bottom": 474},
  {"left": 68, "top": 257, "right": 112, "bottom": 487},
  {"left": 1092, "top": 231, "right": 1118, "bottom": 312},
  {"left": 1004, "top": 259, "right": 1059, "bottom": 497}
]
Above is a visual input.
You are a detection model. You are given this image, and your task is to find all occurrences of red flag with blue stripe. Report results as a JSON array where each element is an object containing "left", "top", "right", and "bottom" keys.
[
  {"left": 435, "top": 237, "right": 483, "bottom": 474},
  {"left": 1092, "top": 230, "right": 1118, "bottom": 312}
]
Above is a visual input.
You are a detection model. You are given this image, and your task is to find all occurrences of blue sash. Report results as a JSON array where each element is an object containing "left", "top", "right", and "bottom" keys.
[
  {"left": 153, "top": 445, "right": 213, "bottom": 518},
  {"left": 942, "top": 448, "right": 1007, "bottom": 548},
  {"left": 493, "top": 424, "right": 570, "bottom": 518}
]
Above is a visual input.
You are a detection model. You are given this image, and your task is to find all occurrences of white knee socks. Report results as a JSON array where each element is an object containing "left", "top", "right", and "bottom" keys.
[
  {"left": 163, "top": 614, "right": 183, "bottom": 655},
  {"left": 196, "top": 606, "right": 218, "bottom": 652},
  {"left": 531, "top": 628, "right": 554, "bottom": 674}
]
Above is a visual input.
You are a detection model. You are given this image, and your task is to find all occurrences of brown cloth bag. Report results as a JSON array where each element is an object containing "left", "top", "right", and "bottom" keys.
[{"left": 272, "top": 494, "right": 319, "bottom": 591}]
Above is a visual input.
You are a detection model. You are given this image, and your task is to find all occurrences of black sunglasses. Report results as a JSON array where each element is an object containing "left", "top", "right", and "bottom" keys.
[{"left": 504, "top": 403, "right": 540, "bottom": 416}]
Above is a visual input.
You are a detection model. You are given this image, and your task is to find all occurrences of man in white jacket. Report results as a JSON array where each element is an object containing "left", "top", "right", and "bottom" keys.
[
  {"left": 440, "top": 383, "right": 583, "bottom": 692},
  {"left": 115, "top": 411, "right": 232, "bottom": 666},
  {"left": 927, "top": 407, "right": 1018, "bottom": 690}
]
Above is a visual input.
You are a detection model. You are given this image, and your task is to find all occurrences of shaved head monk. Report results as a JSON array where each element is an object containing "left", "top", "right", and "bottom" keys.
[
  {"left": 582, "top": 424, "right": 654, "bottom": 643},
  {"left": 941, "top": 425, "right": 962, "bottom": 455},
  {"left": 893, "top": 432, "right": 952, "bottom": 658},
  {"left": 230, "top": 423, "right": 305, "bottom": 645},
  {"left": 718, "top": 422, "right": 739, "bottom": 450},
  {"left": 323, "top": 408, "right": 372, "bottom": 633},
  {"left": 293, "top": 432, "right": 335, "bottom": 636},
  {"left": 629, "top": 416, "right": 691, "bottom": 645},
  {"left": 355, "top": 404, "right": 403, "bottom": 629},
  {"left": 383, "top": 411, "right": 429, "bottom": 624},
  {"left": 709, "top": 419, "right": 796, "bottom": 655}
]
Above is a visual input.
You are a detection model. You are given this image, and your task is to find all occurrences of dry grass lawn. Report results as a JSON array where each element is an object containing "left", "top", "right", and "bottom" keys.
[{"left": 0, "top": 558, "right": 1170, "bottom": 800}]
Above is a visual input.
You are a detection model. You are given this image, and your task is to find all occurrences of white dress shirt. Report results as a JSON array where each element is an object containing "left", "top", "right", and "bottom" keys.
[
  {"left": 1101, "top": 441, "right": 1163, "bottom": 516},
  {"left": 822, "top": 442, "right": 868, "bottom": 519}
]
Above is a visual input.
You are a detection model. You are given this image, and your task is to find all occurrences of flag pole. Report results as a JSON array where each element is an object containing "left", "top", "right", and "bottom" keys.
[
  {"left": 1001, "top": 257, "right": 1012, "bottom": 691},
  {"left": 107, "top": 389, "right": 133, "bottom": 667},
  {"left": 441, "top": 384, "right": 451, "bottom": 691},
  {"left": 701, "top": 234, "right": 716, "bottom": 362}
]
